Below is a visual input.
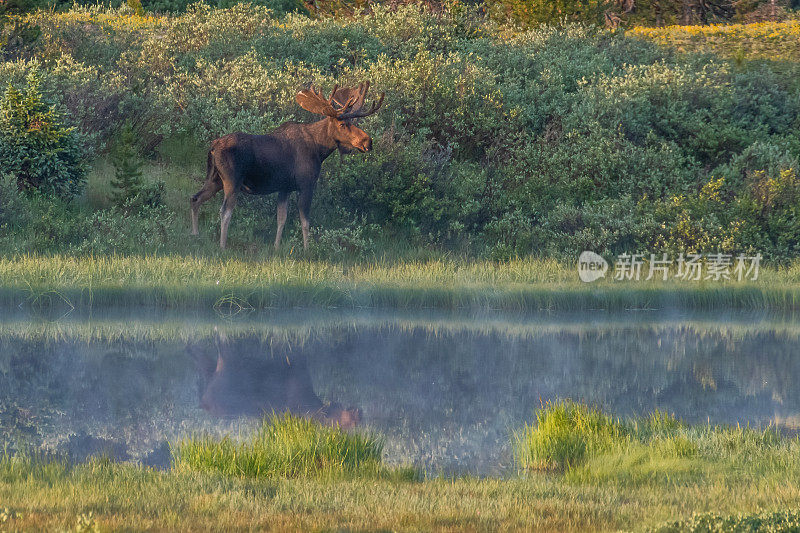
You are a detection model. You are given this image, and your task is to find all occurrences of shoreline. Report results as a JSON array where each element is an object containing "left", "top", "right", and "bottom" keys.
[{"left": 1, "top": 255, "right": 799, "bottom": 311}]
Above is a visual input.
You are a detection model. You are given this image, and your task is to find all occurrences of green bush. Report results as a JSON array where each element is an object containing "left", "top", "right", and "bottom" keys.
[
  {"left": 485, "top": 0, "right": 792, "bottom": 28},
  {"left": 0, "top": 71, "right": 88, "bottom": 199},
  {"left": 3, "top": 5, "right": 800, "bottom": 260},
  {"left": 653, "top": 509, "right": 800, "bottom": 533},
  {"left": 487, "top": 0, "right": 614, "bottom": 27},
  {"left": 0, "top": 175, "right": 24, "bottom": 225},
  {"left": 140, "top": 0, "right": 307, "bottom": 15}
]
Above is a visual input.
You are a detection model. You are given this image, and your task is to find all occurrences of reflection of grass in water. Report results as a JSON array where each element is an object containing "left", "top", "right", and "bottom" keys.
[
  {"left": 174, "top": 414, "right": 413, "bottom": 480},
  {"left": 1, "top": 254, "right": 799, "bottom": 311},
  {"left": 1, "top": 309, "right": 800, "bottom": 344},
  {"left": 515, "top": 400, "right": 800, "bottom": 486}
]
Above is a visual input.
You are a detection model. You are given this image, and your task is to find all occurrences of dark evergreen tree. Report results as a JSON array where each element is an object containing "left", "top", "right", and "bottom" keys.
[{"left": 110, "top": 120, "right": 145, "bottom": 208}]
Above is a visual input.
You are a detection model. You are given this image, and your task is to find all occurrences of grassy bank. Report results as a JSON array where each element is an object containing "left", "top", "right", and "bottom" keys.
[
  {"left": 2, "top": 254, "right": 800, "bottom": 311},
  {"left": 4, "top": 408, "right": 800, "bottom": 531},
  {"left": 7, "top": 462, "right": 800, "bottom": 531},
  {"left": 515, "top": 401, "right": 800, "bottom": 485}
]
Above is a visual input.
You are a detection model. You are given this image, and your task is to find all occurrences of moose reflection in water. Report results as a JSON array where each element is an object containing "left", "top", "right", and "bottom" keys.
[{"left": 187, "top": 332, "right": 361, "bottom": 428}]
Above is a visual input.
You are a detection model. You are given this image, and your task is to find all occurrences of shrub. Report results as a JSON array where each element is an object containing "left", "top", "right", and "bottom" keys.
[
  {"left": 0, "top": 174, "right": 28, "bottom": 228},
  {"left": 308, "top": 214, "right": 379, "bottom": 259},
  {"left": 6, "top": 6, "right": 800, "bottom": 260},
  {"left": 141, "top": 0, "right": 307, "bottom": 15},
  {"left": 487, "top": 0, "right": 614, "bottom": 27},
  {"left": 0, "top": 71, "right": 88, "bottom": 199},
  {"left": 653, "top": 510, "right": 800, "bottom": 533},
  {"left": 126, "top": 0, "right": 144, "bottom": 15}
]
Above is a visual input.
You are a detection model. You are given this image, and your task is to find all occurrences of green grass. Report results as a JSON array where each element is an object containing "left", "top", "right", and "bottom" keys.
[
  {"left": 4, "top": 407, "right": 800, "bottom": 530},
  {"left": 2, "top": 254, "right": 800, "bottom": 311},
  {"left": 516, "top": 401, "right": 800, "bottom": 487},
  {"left": 174, "top": 414, "right": 398, "bottom": 480},
  {"left": 515, "top": 400, "right": 628, "bottom": 471},
  {"left": 3, "top": 308, "right": 800, "bottom": 345}
]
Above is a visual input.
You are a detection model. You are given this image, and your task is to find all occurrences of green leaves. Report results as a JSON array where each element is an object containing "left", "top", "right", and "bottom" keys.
[{"left": 0, "top": 70, "right": 88, "bottom": 200}]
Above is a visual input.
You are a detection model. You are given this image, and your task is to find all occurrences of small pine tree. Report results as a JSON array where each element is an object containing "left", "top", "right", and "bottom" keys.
[
  {"left": 0, "top": 70, "right": 87, "bottom": 199},
  {"left": 110, "top": 120, "right": 144, "bottom": 208}
]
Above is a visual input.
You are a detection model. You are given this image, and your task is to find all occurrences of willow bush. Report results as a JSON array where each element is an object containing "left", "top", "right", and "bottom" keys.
[{"left": 0, "top": 5, "right": 798, "bottom": 260}]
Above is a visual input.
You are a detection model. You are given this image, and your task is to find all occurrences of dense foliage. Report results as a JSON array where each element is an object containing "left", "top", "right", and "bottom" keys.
[
  {"left": 654, "top": 510, "right": 800, "bottom": 533},
  {"left": 0, "top": 5, "right": 798, "bottom": 261},
  {"left": 0, "top": 71, "right": 88, "bottom": 199}
]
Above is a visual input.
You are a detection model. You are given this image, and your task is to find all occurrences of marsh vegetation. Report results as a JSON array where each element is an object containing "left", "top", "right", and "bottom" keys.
[{"left": 1, "top": 0, "right": 799, "bottom": 530}]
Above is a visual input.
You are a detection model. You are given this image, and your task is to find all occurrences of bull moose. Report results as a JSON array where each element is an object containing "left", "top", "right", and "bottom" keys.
[
  {"left": 188, "top": 332, "right": 362, "bottom": 429},
  {"left": 190, "top": 82, "right": 385, "bottom": 249}
]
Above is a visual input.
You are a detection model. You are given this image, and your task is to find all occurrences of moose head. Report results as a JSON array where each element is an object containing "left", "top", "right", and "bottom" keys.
[{"left": 295, "top": 82, "right": 385, "bottom": 155}]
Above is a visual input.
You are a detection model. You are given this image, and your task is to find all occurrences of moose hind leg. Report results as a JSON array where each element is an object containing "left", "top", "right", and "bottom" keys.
[
  {"left": 297, "top": 188, "right": 313, "bottom": 250},
  {"left": 219, "top": 192, "right": 238, "bottom": 250},
  {"left": 190, "top": 181, "right": 222, "bottom": 236},
  {"left": 274, "top": 191, "right": 290, "bottom": 250}
]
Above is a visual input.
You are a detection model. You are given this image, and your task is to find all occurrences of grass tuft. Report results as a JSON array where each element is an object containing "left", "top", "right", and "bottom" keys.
[
  {"left": 173, "top": 414, "right": 391, "bottom": 479},
  {"left": 515, "top": 400, "right": 800, "bottom": 485},
  {"left": 514, "top": 400, "right": 628, "bottom": 471}
]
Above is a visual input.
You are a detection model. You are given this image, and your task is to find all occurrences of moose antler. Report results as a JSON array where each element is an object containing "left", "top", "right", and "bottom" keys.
[
  {"left": 296, "top": 82, "right": 384, "bottom": 120},
  {"left": 337, "top": 82, "right": 385, "bottom": 120}
]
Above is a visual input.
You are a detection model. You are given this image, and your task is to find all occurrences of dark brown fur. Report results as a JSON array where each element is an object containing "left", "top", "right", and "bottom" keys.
[{"left": 190, "top": 83, "right": 384, "bottom": 249}]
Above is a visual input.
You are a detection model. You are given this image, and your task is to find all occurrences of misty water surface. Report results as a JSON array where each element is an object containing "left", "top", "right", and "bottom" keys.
[{"left": 1, "top": 309, "right": 799, "bottom": 475}]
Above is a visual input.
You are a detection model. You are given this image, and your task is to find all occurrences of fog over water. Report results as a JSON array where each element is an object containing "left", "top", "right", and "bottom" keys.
[{"left": 1, "top": 309, "right": 799, "bottom": 475}]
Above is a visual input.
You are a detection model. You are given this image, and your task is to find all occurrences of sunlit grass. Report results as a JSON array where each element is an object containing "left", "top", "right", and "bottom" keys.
[
  {"left": 3, "top": 408, "right": 800, "bottom": 530},
  {"left": 1, "top": 254, "right": 799, "bottom": 311},
  {"left": 174, "top": 414, "right": 399, "bottom": 479},
  {"left": 515, "top": 400, "right": 800, "bottom": 486},
  {"left": 654, "top": 509, "right": 800, "bottom": 532}
]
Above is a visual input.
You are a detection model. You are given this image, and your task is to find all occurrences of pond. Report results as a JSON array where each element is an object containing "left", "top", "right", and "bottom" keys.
[{"left": 1, "top": 308, "right": 799, "bottom": 475}]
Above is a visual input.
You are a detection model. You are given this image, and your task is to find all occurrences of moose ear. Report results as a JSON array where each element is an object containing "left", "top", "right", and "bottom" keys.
[{"left": 296, "top": 89, "right": 337, "bottom": 117}]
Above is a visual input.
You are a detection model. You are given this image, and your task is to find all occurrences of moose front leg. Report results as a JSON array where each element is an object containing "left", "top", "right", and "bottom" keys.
[
  {"left": 274, "top": 191, "right": 290, "bottom": 250},
  {"left": 297, "top": 188, "right": 314, "bottom": 250}
]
